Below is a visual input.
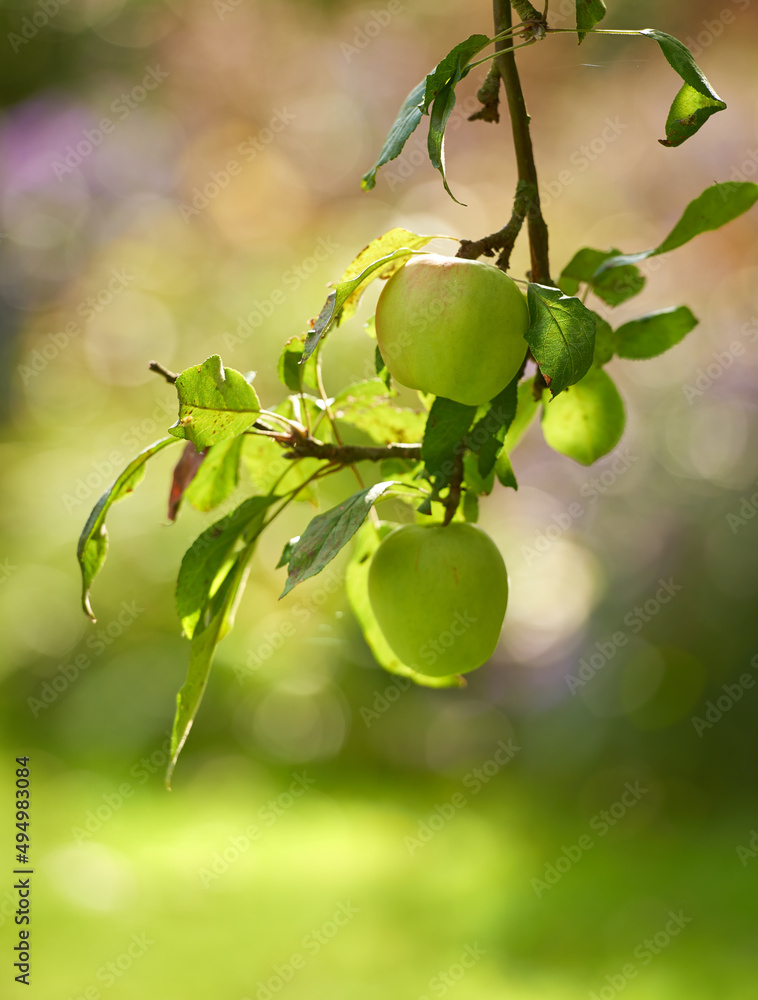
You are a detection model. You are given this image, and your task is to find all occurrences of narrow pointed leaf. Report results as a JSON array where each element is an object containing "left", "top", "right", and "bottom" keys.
[
  {"left": 595, "top": 182, "right": 758, "bottom": 273},
  {"left": 167, "top": 542, "right": 255, "bottom": 788},
  {"left": 168, "top": 355, "right": 261, "bottom": 450},
  {"left": 281, "top": 481, "right": 399, "bottom": 597},
  {"left": 615, "top": 306, "right": 698, "bottom": 360},
  {"left": 176, "top": 495, "right": 277, "bottom": 639},
  {"left": 525, "top": 284, "right": 595, "bottom": 396},
  {"left": 362, "top": 34, "right": 489, "bottom": 192},
  {"left": 361, "top": 81, "right": 425, "bottom": 192},
  {"left": 77, "top": 436, "right": 178, "bottom": 621},
  {"left": 428, "top": 81, "right": 465, "bottom": 205}
]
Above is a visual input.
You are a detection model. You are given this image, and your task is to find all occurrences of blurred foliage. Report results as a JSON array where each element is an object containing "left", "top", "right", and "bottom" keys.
[{"left": 1, "top": 0, "right": 757, "bottom": 996}]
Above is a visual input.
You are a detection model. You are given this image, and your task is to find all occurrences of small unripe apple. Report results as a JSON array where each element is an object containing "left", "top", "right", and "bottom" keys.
[
  {"left": 368, "top": 522, "right": 508, "bottom": 677},
  {"left": 375, "top": 253, "right": 530, "bottom": 406}
]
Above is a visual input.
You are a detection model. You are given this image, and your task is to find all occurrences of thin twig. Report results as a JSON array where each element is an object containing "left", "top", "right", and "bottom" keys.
[{"left": 149, "top": 361, "right": 178, "bottom": 384}]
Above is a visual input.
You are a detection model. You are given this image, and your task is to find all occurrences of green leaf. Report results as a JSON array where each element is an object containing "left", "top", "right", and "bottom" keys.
[
  {"left": 345, "top": 522, "right": 464, "bottom": 688},
  {"left": 463, "top": 451, "right": 495, "bottom": 497},
  {"left": 615, "top": 306, "right": 698, "bottom": 360},
  {"left": 362, "top": 34, "right": 489, "bottom": 193},
  {"left": 662, "top": 82, "right": 727, "bottom": 148},
  {"left": 184, "top": 436, "right": 243, "bottom": 513},
  {"left": 495, "top": 451, "right": 518, "bottom": 490},
  {"left": 375, "top": 344, "right": 391, "bottom": 391},
  {"left": 502, "top": 378, "right": 540, "bottom": 453},
  {"left": 541, "top": 368, "right": 625, "bottom": 465},
  {"left": 168, "top": 355, "right": 261, "bottom": 450},
  {"left": 559, "top": 247, "right": 645, "bottom": 307},
  {"left": 467, "top": 375, "right": 519, "bottom": 478},
  {"left": 281, "top": 481, "right": 398, "bottom": 597},
  {"left": 576, "top": 0, "right": 606, "bottom": 43},
  {"left": 525, "top": 284, "right": 595, "bottom": 396},
  {"left": 428, "top": 81, "right": 463, "bottom": 205},
  {"left": 176, "top": 495, "right": 277, "bottom": 640},
  {"left": 361, "top": 81, "right": 426, "bottom": 192},
  {"left": 304, "top": 249, "right": 421, "bottom": 360},
  {"left": 636, "top": 29, "right": 726, "bottom": 146},
  {"left": 333, "top": 380, "right": 426, "bottom": 446},
  {"left": 335, "top": 228, "right": 438, "bottom": 325},
  {"left": 167, "top": 540, "right": 255, "bottom": 788},
  {"left": 276, "top": 536, "right": 300, "bottom": 570},
  {"left": 595, "top": 183, "right": 758, "bottom": 273},
  {"left": 592, "top": 313, "right": 618, "bottom": 367},
  {"left": 422, "top": 397, "right": 477, "bottom": 491},
  {"left": 422, "top": 34, "right": 491, "bottom": 111},
  {"left": 277, "top": 335, "right": 318, "bottom": 394},
  {"left": 77, "top": 436, "right": 178, "bottom": 621}
]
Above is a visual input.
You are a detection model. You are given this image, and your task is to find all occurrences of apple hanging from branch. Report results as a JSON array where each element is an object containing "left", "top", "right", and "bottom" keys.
[{"left": 375, "top": 253, "right": 530, "bottom": 406}]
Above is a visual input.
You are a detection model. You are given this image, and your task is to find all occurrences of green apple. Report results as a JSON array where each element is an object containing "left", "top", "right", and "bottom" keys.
[
  {"left": 375, "top": 253, "right": 530, "bottom": 406},
  {"left": 367, "top": 522, "right": 508, "bottom": 677}
]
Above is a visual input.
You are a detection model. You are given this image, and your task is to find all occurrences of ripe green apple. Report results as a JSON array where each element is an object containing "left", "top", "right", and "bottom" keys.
[
  {"left": 367, "top": 522, "right": 508, "bottom": 677},
  {"left": 375, "top": 253, "right": 530, "bottom": 406}
]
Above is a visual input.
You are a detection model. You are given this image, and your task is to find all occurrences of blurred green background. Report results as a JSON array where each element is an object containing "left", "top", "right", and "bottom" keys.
[{"left": 1, "top": 0, "right": 757, "bottom": 997}]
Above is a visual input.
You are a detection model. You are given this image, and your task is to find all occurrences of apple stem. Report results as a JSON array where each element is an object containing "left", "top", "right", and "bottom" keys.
[{"left": 442, "top": 449, "right": 466, "bottom": 526}]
